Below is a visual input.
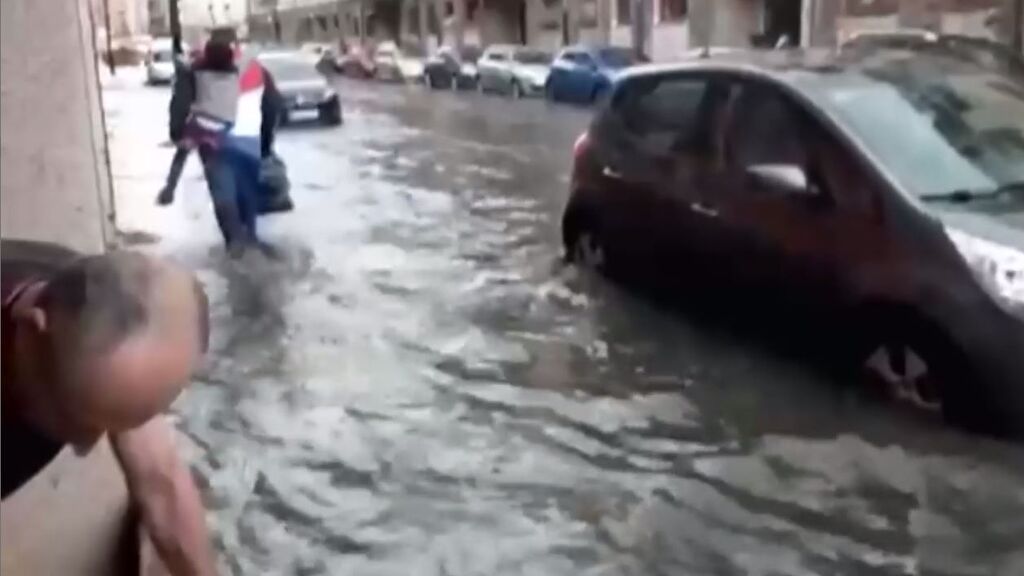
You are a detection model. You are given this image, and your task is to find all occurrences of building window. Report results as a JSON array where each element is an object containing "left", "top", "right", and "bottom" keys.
[
  {"left": 660, "top": 0, "right": 687, "bottom": 22},
  {"left": 616, "top": 0, "right": 631, "bottom": 25}
]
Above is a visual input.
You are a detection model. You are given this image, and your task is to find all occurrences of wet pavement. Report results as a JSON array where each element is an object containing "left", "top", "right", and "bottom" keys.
[{"left": 103, "top": 73, "right": 1024, "bottom": 576}]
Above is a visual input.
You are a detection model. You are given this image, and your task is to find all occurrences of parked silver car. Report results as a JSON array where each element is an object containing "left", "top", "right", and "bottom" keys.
[
  {"left": 476, "top": 45, "right": 552, "bottom": 98},
  {"left": 145, "top": 37, "right": 188, "bottom": 85}
]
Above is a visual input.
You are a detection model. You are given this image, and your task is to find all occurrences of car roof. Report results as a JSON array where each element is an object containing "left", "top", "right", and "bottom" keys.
[
  {"left": 150, "top": 37, "right": 186, "bottom": 51},
  {"left": 257, "top": 50, "right": 318, "bottom": 64},
  {"left": 614, "top": 47, "right": 1006, "bottom": 100}
]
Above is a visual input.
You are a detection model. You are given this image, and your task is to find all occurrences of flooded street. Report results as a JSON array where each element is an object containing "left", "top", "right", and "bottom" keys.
[{"left": 104, "top": 74, "right": 1024, "bottom": 576}]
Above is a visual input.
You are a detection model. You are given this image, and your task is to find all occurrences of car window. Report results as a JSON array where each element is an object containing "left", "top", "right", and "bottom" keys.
[
  {"left": 598, "top": 47, "right": 635, "bottom": 68},
  {"left": 559, "top": 51, "right": 579, "bottom": 63},
  {"left": 726, "top": 83, "right": 810, "bottom": 171},
  {"left": 486, "top": 51, "right": 508, "bottom": 62},
  {"left": 461, "top": 46, "right": 481, "bottom": 63},
  {"left": 514, "top": 49, "right": 551, "bottom": 65},
  {"left": 260, "top": 57, "right": 322, "bottom": 82},
  {"left": 617, "top": 76, "right": 709, "bottom": 157},
  {"left": 576, "top": 53, "right": 595, "bottom": 67}
]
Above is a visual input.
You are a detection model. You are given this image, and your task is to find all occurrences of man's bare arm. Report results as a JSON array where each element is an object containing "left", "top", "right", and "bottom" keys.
[{"left": 112, "top": 417, "right": 217, "bottom": 576}]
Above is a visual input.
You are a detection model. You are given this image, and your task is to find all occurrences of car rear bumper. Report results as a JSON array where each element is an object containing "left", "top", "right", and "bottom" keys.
[
  {"left": 522, "top": 81, "right": 546, "bottom": 97},
  {"left": 283, "top": 93, "right": 338, "bottom": 111},
  {"left": 146, "top": 66, "right": 174, "bottom": 82}
]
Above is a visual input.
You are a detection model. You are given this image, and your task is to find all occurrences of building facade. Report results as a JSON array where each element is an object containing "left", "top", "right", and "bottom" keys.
[
  {"left": 177, "top": 0, "right": 251, "bottom": 44},
  {"left": 246, "top": 0, "right": 1022, "bottom": 60}
]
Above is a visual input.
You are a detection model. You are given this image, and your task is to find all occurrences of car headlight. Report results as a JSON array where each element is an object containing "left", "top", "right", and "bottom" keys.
[
  {"left": 947, "top": 228, "right": 1024, "bottom": 315},
  {"left": 322, "top": 87, "right": 336, "bottom": 100}
]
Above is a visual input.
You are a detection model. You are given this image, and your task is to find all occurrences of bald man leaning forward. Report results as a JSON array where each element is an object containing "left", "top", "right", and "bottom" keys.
[{"left": 1, "top": 239, "right": 216, "bottom": 576}]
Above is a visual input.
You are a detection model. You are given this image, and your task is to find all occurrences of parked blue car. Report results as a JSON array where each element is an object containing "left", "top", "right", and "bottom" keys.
[{"left": 545, "top": 45, "right": 638, "bottom": 104}]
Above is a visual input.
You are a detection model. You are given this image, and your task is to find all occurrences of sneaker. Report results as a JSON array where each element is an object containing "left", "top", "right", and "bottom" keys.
[{"left": 156, "top": 187, "right": 175, "bottom": 206}]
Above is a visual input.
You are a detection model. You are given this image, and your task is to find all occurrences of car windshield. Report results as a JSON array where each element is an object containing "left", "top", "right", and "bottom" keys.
[
  {"left": 598, "top": 48, "right": 634, "bottom": 68},
  {"left": 812, "top": 58, "right": 1024, "bottom": 199},
  {"left": 152, "top": 49, "right": 173, "bottom": 63},
  {"left": 260, "top": 56, "right": 321, "bottom": 82},
  {"left": 514, "top": 49, "right": 551, "bottom": 65},
  {"left": 461, "top": 46, "right": 481, "bottom": 63}
]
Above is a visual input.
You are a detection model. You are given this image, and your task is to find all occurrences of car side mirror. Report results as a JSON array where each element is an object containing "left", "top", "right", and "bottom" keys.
[{"left": 745, "top": 164, "right": 818, "bottom": 197}]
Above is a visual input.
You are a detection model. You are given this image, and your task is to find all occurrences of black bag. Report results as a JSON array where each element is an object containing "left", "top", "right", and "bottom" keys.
[{"left": 257, "top": 155, "right": 293, "bottom": 215}]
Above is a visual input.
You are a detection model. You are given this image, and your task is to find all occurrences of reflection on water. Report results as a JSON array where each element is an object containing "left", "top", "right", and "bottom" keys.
[{"left": 109, "top": 80, "right": 1024, "bottom": 576}]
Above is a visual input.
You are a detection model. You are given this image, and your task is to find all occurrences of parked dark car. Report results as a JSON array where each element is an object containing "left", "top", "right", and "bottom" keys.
[
  {"left": 563, "top": 49, "right": 1024, "bottom": 437},
  {"left": 257, "top": 51, "right": 342, "bottom": 126},
  {"left": 546, "top": 45, "right": 637, "bottom": 104},
  {"left": 423, "top": 45, "right": 482, "bottom": 90}
]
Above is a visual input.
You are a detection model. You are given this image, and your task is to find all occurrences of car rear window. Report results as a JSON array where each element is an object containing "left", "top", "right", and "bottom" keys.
[{"left": 599, "top": 48, "right": 634, "bottom": 68}]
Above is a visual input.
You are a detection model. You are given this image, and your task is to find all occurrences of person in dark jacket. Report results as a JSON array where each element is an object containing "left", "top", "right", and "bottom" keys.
[
  {"left": 160, "top": 38, "right": 284, "bottom": 255},
  {"left": 156, "top": 52, "right": 196, "bottom": 205},
  {"left": 1, "top": 239, "right": 216, "bottom": 575}
]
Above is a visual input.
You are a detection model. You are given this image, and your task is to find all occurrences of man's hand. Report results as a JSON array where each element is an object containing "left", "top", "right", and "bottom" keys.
[{"left": 112, "top": 417, "right": 216, "bottom": 576}]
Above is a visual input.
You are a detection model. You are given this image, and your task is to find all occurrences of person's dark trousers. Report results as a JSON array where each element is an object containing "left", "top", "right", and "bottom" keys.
[
  {"left": 224, "top": 145, "right": 259, "bottom": 243},
  {"left": 198, "top": 144, "right": 252, "bottom": 250},
  {"left": 157, "top": 145, "right": 191, "bottom": 205}
]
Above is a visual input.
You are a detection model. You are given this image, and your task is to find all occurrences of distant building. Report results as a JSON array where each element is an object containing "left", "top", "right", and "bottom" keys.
[
  {"left": 244, "top": 0, "right": 1021, "bottom": 61},
  {"left": 177, "top": 0, "right": 250, "bottom": 44},
  {"left": 148, "top": 0, "right": 169, "bottom": 36},
  {"left": 93, "top": 0, "right": 150, "bottom": 41}
]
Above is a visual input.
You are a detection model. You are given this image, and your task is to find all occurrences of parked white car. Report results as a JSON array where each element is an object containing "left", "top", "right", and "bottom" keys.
[
  {"left": 477, "top": 45, "right": 552, "bottom": 98},
  {"left": 373, "top": 42, "right": 425, "bottom": 83},
  {"left": 145, "top": 38, "right": 187, "bottom": 85}
]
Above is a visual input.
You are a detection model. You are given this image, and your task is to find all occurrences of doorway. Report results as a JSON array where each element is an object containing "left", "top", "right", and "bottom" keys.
[
  {"left": 762, "top": 0, "right": 801, "bottom": 48},
  {"left": 518, "top": 0, "right": 528, "bottom": 44}
]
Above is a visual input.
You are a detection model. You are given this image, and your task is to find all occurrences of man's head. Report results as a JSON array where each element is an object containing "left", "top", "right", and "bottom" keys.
[
  {"left": 202, "top": 38, "right": 236, "bottom": 71},
  {"left": 9, "top": 252, "right": 209, "bottom": 450}
]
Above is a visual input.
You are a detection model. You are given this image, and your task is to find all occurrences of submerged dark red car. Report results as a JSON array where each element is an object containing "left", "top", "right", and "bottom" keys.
[{"left": 563, "top": 49, "right": 1024, "bottom": 438}]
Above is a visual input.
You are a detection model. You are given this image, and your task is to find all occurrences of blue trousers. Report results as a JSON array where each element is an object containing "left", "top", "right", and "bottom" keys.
[{"left": 199, "top": 144, "right": 258, "bottom": 248}]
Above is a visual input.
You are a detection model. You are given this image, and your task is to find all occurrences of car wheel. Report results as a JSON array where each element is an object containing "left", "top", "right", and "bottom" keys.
[
  {"left": 564, "top": 211, "right": 607, "bottom": 272},
  {"left": 851, "top": 313, "right": 987, "bottom": 430},
  {"left": 860, "top": 342, "right": 944, "bottom": 415},
  {"left": 572, "top": 231, "right": 606, "bottom": 271},
  {"left": 319, "top": 103, "right": 342, "bottom": 126},
  {"left": 591, "top": 84, "right": 608, "bottom": 104}
]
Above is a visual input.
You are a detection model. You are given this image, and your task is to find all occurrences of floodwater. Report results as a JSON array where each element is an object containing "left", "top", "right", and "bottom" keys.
[{"left": 104, "top": 73, "right": 1024, "bottom": 576}]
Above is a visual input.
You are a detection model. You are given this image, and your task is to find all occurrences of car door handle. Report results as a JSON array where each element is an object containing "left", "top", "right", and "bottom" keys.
[
  {"left": 689, "top": 202, "right": 719, "bottom": 218},
  {"left": 602, "top": 166, "right": 623, "bottom": 180}
]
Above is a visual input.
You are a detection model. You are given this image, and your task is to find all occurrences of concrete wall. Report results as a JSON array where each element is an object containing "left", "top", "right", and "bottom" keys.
[
  {"left": 480, "top": 0, "right": 521, "bottom": 44},
  {"left": 1, "top": 0, "right": 112, "bottom": 253},
  {"left": 835, "top": 0, "right": 1015, "bottom": 45},
  {"left": 0, "top": 1, "right": 143, "bottom": 574},
  {"left": 688, "top": 0, "right": 761, "bottom": 48},
  {"left": 651, "top": 20, "right": 689, "bottom": 60}
]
